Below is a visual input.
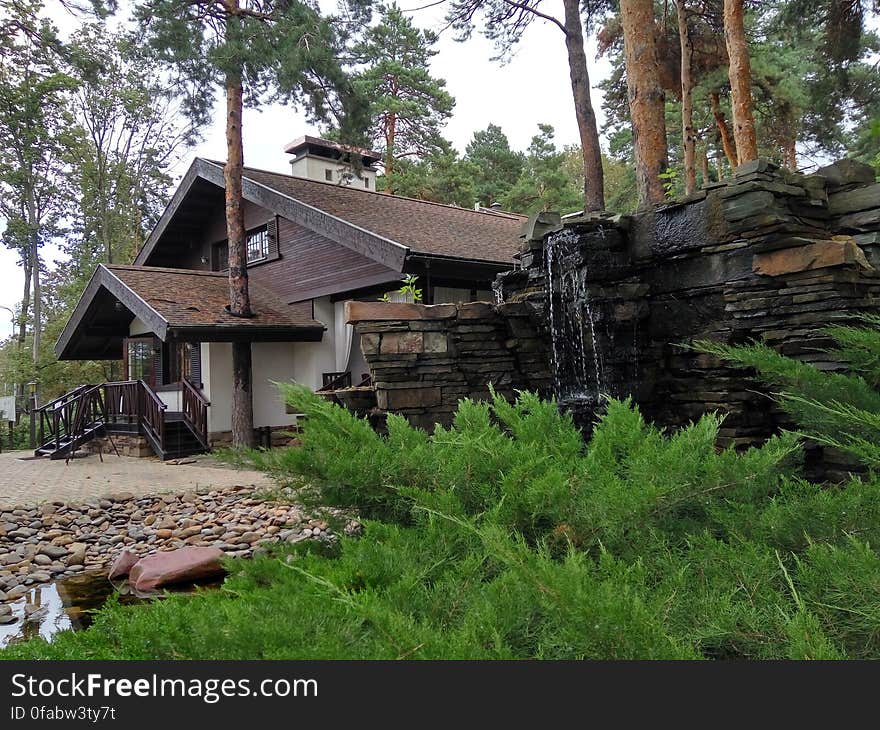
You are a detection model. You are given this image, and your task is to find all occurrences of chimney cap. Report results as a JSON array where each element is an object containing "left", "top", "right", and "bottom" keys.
[{"left": 284, "top": 135, "right": 382, "bottom": 164}]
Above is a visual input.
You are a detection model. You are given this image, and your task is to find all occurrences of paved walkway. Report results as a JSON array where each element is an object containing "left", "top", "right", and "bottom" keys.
[{"left": 0, "top": 451, "right": 273, "bottom": 508}]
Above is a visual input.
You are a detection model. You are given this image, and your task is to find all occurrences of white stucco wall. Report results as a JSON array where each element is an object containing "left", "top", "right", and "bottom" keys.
[
  {"left": 203, "top": 342, "right": 232, "bottom": 433},
  {"left": 157, "top": 390, "right": 181, "bottom": 410},
  {"left": 129, "top": 317, "right": 153, "bottom": 336},
  {"left": 199, "top": 296, "right": 377, "bottom": 433},
  {"left": 289, "top": 155, "right": 377, "bottom": 190}
]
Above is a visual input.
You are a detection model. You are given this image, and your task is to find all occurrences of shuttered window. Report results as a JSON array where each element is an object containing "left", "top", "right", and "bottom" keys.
[{"left": 211, "top": 218, "right": 280, "bottom": 271}]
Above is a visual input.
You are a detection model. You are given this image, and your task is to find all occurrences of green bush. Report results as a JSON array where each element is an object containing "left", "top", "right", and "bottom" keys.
[
  {"left": 7, "top": 382, "right": 880, "bottom": 660},
  {"left": 697, "top": 315, "right": 880, "bottom": 469}
]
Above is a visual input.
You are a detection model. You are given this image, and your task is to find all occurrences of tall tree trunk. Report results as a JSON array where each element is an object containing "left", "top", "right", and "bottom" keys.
[
  {"left": 224, "top": 9, "right": 255, "bottom": 448},
  {"left": 710, "top": 92, "right": 738, "bottom": 171},
  {"left": 26, "top": 187, "right": 40, "bottom": 401},
  {"left": 561, "top": 0, "right": 604, "bottom": 211},
  {"left": 723, "top": 0, "right": 757, "bottom": 165},
  {"left": 15, "top": 252, "right": 31, "bottom": 408},
  {"left": 698, "top": 143, "right": 710, "bottom": 185},
  {"left": 715, "top": 149, "right": 724, "bottom": 179},
  {"left": 619, "top": 0, "right": 668, "bottom": 208},
  {"left": 783, "top": 137, "right": 797, "bottom": 170},
  {"left": 30, "top": 236, "right": 40, "bottom": 377},
  {"left": 17, "top": 252, "right": 31, "bottom": 348},
  {"left": 677, "top": 0, "right": 696, "bottom": 196},
  {"left": 384, "top": 112, "right": 396, "bottom": 193}
]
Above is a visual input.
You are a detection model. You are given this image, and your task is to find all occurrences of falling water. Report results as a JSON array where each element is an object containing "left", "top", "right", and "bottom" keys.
[
  {"left": 544, "top": 230, "right": 605, "bottom": 405},
  {"left": 492, "top": 277, "right": 505, "bottom": 305}
]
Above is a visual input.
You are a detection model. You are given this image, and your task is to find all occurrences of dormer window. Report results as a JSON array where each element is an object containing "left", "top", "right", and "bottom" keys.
[
  {"left": 210, "top": 224, "right": 272, "bottom": 271},
  {"left": 246, "top": 226, "right": 269, "bottom": 263}
]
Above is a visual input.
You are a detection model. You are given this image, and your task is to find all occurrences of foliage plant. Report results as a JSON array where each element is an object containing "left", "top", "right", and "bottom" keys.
[
  {"left": 697, "top": 315, "right": 880, "bottom": 471},
  {"left": 378, "top": 275, "right": 423, "bottom": 303},
  {"left": 9, "top": 375, "right": 880, "bottom": 660}
]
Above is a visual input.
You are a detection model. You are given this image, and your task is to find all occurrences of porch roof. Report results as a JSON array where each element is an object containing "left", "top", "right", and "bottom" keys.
[{"left": 56, "top": 264, "right": 325, "bottom": 360}]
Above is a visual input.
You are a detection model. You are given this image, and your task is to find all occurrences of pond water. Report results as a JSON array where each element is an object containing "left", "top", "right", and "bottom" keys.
[{"left": 0, "top": 571, "right": 223, "bottom": 649}]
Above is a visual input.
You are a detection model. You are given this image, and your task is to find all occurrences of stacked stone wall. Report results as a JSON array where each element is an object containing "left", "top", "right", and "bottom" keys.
[{"left": 344, "top": 158, "right": 880, "bottom": 476}]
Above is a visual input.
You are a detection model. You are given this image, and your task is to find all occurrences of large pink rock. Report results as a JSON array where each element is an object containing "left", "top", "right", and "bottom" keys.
[
  {"left": 128, "top": 547, "right": 225, "bottom": 591},
  {"left": 108, "top": 550, "right": 139, "bottom": 579}
]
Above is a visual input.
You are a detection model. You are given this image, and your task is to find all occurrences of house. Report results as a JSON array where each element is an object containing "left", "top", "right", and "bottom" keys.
[{"left": 49, "top": 144, "right": 525, "bottom": 459}]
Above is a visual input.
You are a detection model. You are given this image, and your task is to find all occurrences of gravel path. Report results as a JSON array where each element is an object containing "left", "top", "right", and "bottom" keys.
[{"left": 0, "top": 451, "right": 272, "bottom": 509}]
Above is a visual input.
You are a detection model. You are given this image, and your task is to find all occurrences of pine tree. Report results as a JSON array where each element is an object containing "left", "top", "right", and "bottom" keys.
[
  {"left": 447, "top": 0, "right": 608, "bottom": 212},
  {"left": 131, "top": 0, "right": 363, "bottom": 447},
  {"left": 353, "top": 3, "right": 454, "bottom": 192},
  {"left": 723, "top": 0, "right": 758, "bottom": 164},
  {"left": 503, "top": 124, "right": 582, "bottom": 215},
  {"left": 464, "top": 124, "right": 524, "bottom": 207},
  {"left": 619, "top": 0, "right": 668, "bottom": 207}
]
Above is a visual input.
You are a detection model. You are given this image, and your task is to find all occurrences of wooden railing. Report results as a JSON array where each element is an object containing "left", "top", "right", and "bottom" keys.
[
  {"left": 35, "top": 379, "right": 212, "bottom": 458},
  {"left": 318, "top": 371, "right": 352, "bottom": 392},
  {"left": 37, "top": 384, "right": 92, "bottom": 455},
  {"left": 137, "top": 380, "right": 166, "bottom": 453},
  {"left": 104, "top": 380, "right": 141, "bottom": 421},
  {"left": 181, "top": 378, "right": 210, "bottom": 449}
]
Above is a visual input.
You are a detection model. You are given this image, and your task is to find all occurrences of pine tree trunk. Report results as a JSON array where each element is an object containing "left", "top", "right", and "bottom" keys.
[
  {"left": 677, "top": 0, "right": 696, "bottom": 196},
  {"left": 783, "top": 138, "right": 797, "bottom": 170},
  {"left": 225, "top": 72, "right": 250, "bottom": 319},
  {"left": 698, "top": 144, "right": 710, "bottom": 185},
  {"left": 15, "top": 251, "right": 31, "bottom": 408},
  {"left": 26, "top": 187, "right": 40, "bottom": 398},
  {"left": 384, "top": 112, "right": 396, "bottom": 193},
  {"left": 231, "top": 340, "right": 253, "bottom": 447},
  {"left": 710, "top": 92, "right": 738, "bottom": 171},
  {"left": 723, "top": 0, "right": 758, "bottom": 165},
  {"left": 619, "top": 0, "right": 668, "bottom": 208},
  {"left": 561, "top": 0, "right": 604, "bottom": 212},
  {"left": 31, "top": 237, "right": 40, "bottom": 376},
  {"left": 224, "top": 8, "right": 255, "bottom": 448},
  {"left": 18, "top": 252, "right": 30, "bottom": 348}
]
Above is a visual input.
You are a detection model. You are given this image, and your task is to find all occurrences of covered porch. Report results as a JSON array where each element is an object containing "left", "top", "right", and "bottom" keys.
[{"left": 52, "top": 264, "right": 325, "bottom": 456}]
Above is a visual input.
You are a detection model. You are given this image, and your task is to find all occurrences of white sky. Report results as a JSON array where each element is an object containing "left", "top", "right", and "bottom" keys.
[{"left": 0, "top": 0, "right": 612, "bottom": 339}]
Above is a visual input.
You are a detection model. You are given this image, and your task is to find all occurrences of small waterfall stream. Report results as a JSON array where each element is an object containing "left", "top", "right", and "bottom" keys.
[{"left": 545, "top": 229, "right": 606, "bottom": 406}]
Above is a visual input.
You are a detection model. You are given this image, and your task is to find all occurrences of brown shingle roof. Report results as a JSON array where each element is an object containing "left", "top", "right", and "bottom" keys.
[
  {"left": 238, "top": 165, "right": 526, "bottom": 264},
  {"left": 107, "top": 265, "right": 323, "bottom": 331}
]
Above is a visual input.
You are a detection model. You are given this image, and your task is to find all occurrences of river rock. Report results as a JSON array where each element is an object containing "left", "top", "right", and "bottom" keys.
[
  {"left": 108, "top": 550, "right": 140, "bottom": 580},
  {"left": 38, "top": 544, "right": 68, "bottom": 559},
  {"left": 128, "top": 547, "right": 225, "bottom": 591}
]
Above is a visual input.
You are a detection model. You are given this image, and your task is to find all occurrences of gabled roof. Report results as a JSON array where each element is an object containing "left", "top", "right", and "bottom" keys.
[
  {"left": 56, "top": 264, "right": 324, "bottom": 360},
  {"left": 133, "top": 158, "right": 525, "bottom": 269}
]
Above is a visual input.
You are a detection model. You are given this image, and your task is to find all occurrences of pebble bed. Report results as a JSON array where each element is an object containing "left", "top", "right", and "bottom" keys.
[{"left": 0, "top": 485, "right": 360, "bottom": 614}]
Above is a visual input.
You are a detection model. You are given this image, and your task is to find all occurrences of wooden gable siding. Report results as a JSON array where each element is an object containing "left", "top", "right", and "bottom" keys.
[
  {"left": 246, "top": 217, "right": 399, "bottom": 304},
  {"left": 176, "top": 199, "right": 277, "bottom": 270}
]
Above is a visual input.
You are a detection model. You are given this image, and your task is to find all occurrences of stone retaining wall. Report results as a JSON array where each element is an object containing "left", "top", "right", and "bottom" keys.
[
  {"left": 83, "top": 433, "right": 153, "bottom": 458},
  {"left": 345, "top": 301, "right": 551, "bottom": 431},
  {"left": 344, "top": 158, "right": 880, "bottom": 477}
]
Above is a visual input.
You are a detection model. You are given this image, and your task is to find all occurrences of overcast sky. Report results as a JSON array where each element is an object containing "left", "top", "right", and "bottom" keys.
[{"left": 0, "top": 1, "right": 611, "bottom": 338}]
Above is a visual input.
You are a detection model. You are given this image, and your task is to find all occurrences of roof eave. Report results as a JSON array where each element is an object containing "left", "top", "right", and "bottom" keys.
[{"left": 55, "top": 265, "right": 171, "bottom": 360}]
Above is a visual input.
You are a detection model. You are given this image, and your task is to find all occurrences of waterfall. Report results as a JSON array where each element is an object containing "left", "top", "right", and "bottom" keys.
[{"left": 544, "top": 230, "right": 605, "bottom": 405}]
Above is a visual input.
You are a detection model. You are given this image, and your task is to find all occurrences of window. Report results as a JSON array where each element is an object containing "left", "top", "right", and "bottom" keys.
[
  {"left": 125, "top": 337, "right": 156, "bottom": 386},
  {"left": 364, "top": 177, "right": 369, "bottom": 189},
  {"left": 246, "top": 227, "right": 269, "bottom": 263},
  {"left": 324, "top": 169, "right": 333, "bottom": 181},
  {"left": 165, "top": 341, "right": 193, "bottom": 384},
  {"left": 211, "top": 226, "right": 270, "bottom": 270}
]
